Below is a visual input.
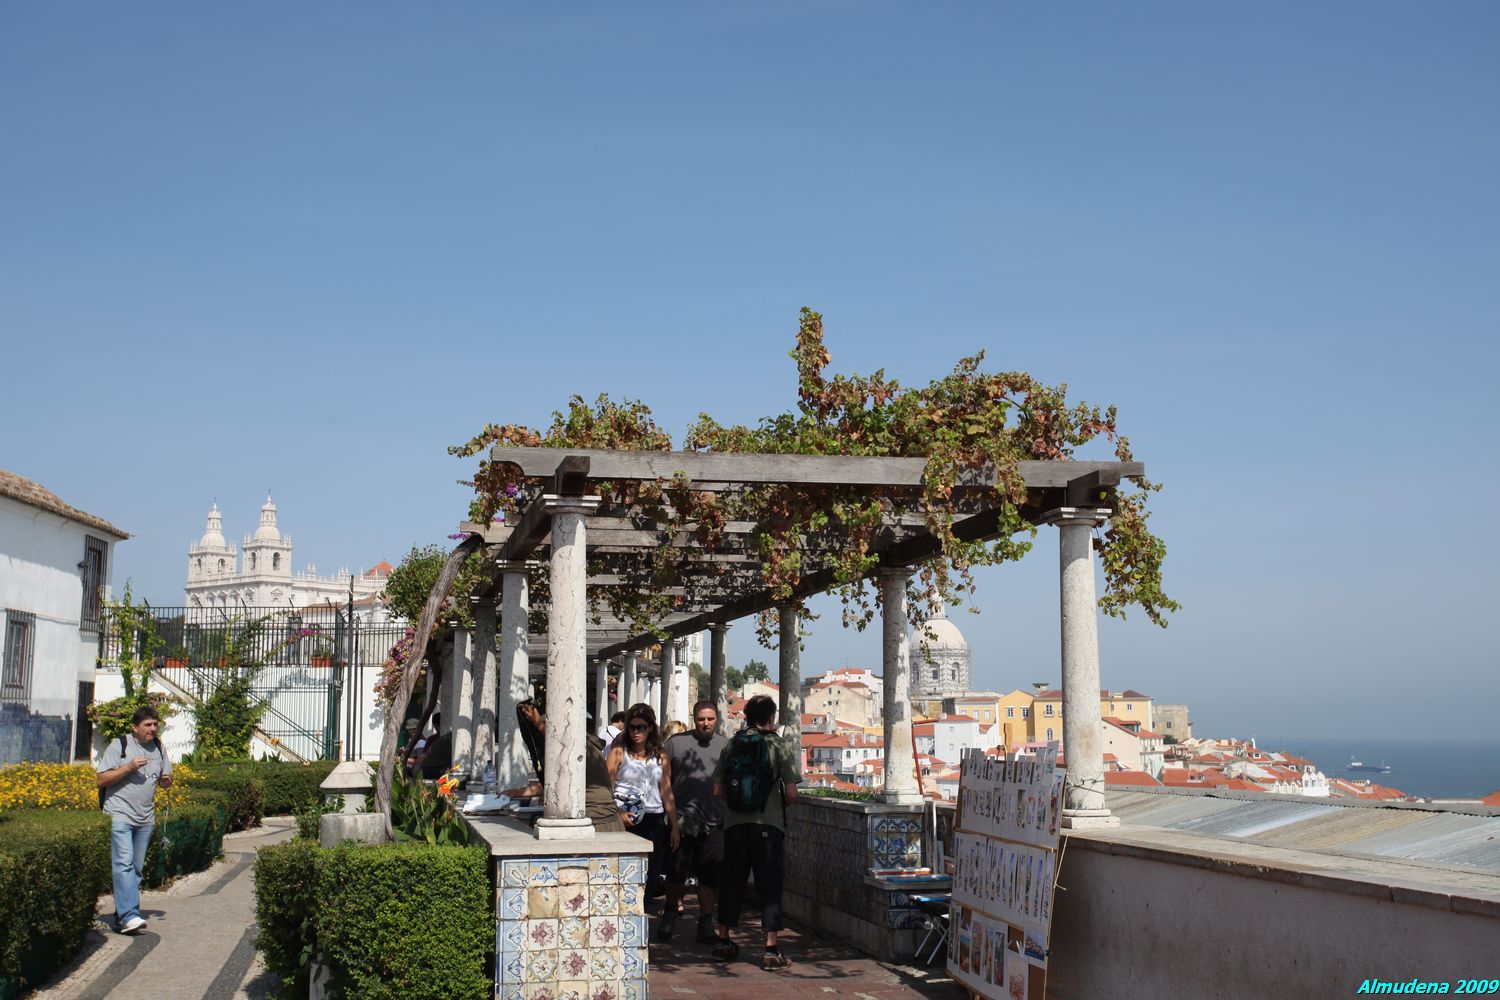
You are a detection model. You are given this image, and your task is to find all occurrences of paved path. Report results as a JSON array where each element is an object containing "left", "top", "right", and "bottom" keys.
[
  {"left": 36, "top": 817, "right": 296, "bottom": 1000},
  {"left": 646, "top": 903, "right": 963, "bottom": 999}
]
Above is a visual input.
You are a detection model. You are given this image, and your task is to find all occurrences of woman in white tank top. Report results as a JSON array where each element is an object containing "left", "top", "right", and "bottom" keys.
[{"left": 607, "top": 702, "right": 680, "bottom": 896}]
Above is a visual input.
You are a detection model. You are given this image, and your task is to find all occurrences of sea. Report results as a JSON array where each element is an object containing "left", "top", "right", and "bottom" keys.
[{"left": 1257, "top": 736, "right": 1500, "bottom": 801}]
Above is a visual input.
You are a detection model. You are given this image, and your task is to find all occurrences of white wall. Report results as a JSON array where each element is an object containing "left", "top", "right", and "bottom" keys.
[{"left": 0, "top": 494, "right": 117, "bottom": 729}]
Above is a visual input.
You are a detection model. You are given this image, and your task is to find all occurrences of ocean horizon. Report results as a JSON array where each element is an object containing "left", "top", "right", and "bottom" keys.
[{"left": 1255, "top": 736, "right": 1500, "bottom": 801}]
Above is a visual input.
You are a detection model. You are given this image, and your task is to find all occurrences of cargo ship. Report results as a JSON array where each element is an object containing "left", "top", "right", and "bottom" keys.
[{"left": 1346, "top": 759, "right": 1392, "bottom": 774}]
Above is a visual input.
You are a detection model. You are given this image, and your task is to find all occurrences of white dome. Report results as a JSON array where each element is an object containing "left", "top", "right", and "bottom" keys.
[
  {"left": 917, "top": 600, "right": 967, "bottom": 650},
  {"left": 199, "top": 502, "right": 228, "bottom": 549},
  {"left": 252, "top": 493, "right": 282, "bottom": 542}
]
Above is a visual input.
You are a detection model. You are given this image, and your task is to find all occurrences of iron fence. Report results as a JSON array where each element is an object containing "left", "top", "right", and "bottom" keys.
[{"left": 98, "top": 605, "right": 407, "bottom": 761}]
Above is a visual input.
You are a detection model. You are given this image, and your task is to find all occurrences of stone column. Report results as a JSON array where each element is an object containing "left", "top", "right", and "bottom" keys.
[
  {"left": 777, "top": 605, "right": 803, "bottom": 772},
  {"left": 669, "top": 642, "right": 690, "bottom": 724},
  {"left": 538, "top": 497, "right": 600, "bottom": 840},
  {"left": 709, "top": 623, "right": 730, "bottom": 735},
  {"left": 469, "top": 600, "right": 498, "bottom": 782},
  {"left": 620, "top": 654, "right": 638, "bottom": 711},
  {"left": 1051, "top": 508, "right": 1118, "bottom": 829},
  {"left": 450, "top": 628, "right": 474, "bottom": 777},
  {"left": 593, "top": 658, "right": 609, "bottom": 738},
  {"left": 880, "top": 570, "right": 920, "bottom": 803},
  {"left": 497, "top": 563, "right": 533, "bottom": 790},
  {"left": 658, "top": 642, "right": 675, "bottom": 726}
]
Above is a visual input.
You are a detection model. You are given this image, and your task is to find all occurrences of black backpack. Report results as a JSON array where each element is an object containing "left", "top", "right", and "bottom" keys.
[
  {"left": 722, "top": 728, "right": 776, "bottom": 813},
  {"left": 97, "top": 736, "right": 128, "bottom": 809}
]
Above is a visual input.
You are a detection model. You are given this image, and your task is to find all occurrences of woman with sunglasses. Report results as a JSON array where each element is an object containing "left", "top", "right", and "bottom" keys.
[{"left": 607, "top": 702, "right": 679, "bottom": 896}]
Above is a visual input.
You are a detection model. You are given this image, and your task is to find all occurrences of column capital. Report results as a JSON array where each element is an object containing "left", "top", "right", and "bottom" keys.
[
  {"left": 1039, "top": 506, "right": 1111, "bottom": 528},
  {"left": 540, "top": 494, "right": 602, "bottom": 517},
  {"left": 709, "top": 622, "right": 732, "bottom": 634},
  {"left": 493, "top": 559, "right": 535, "bottom": 574},
  {"left": 877, "top": 565, "right": 914, "bottom": 582}
]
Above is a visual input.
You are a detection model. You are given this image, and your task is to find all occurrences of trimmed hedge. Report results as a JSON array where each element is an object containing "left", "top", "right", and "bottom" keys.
[
  {"left": 144, "top": 802, "right": 228, "bottom": 888},
  {"left": 0, "top": 811, "right": 111, "bottom": 1000},
  {"left": 254, "top": 841, "right": 491, "bottom": 1000},
  {"left": 200, "top": 761, "right": 337, "bottom": 816},
  {"left": 182, "top": 771, "right": 264, "bottom": 832}
]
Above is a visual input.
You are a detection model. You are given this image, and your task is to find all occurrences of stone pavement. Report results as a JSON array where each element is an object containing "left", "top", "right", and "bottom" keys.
[
  {"left": 646, "top": 903, "right": 963, "bottom": 999},
  {"left": 35, "top": 816, "right": 296, "bottom": 1000}
]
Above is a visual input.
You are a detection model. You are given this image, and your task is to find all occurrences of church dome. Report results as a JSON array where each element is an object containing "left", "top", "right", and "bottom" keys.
[
  {"left": 917, "top": 600, "right": 967, "bottom": 650},
  {"left": 252, "top": 493, "right": 282, "bottom": 542},
  {"left": 199, "top": 502, "right": 228, "bottom": 549}
]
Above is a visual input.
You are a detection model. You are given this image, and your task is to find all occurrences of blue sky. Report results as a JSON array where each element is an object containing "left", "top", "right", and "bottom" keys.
[{"left": 3, "top": 3, "right": 1496, "bottom": 741}]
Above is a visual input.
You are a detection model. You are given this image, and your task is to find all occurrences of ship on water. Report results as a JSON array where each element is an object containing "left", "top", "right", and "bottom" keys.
[{"left": 1347, "top": 758, "right": 1392, "bottom": 774}]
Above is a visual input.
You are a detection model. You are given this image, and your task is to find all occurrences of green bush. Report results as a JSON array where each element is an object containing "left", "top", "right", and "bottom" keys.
[
  {"left": 317, "top": 843, "right": 490, "bottom": 1000},
  {"left": 254, "top": 839, "right": 321, "bottom": 998},
  {"left": 254, "top": 841, "right": 491, "bottom": 1000},
  {"left": 184, "top": 772, "right": 264, "bottom": 832},
  {"left": 0, "top": 811, "right": 111, "bottom": 999},
  {"left": 144, "top": 803, "right": 227, "bottom": 888},
  {"left": 199, "top": 760, "right": 338, "bottom": 816}
]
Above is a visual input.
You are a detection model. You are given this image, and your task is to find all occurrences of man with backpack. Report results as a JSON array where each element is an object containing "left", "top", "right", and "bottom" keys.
[
  {"left": 711, "top": 693, "right": 802, "bottom": 971},
  {"left": 96, "top": 705, "right": 172, "bottom": 934}
]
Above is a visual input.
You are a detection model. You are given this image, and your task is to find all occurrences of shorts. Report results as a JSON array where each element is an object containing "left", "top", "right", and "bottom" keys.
[{"left": 667, "top": 824, "right": 724, "bottom": 888}]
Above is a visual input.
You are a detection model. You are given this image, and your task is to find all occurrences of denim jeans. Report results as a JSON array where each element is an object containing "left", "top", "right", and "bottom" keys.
[{"left": 110, "top": 819, "right": 154, "bottom": 925}]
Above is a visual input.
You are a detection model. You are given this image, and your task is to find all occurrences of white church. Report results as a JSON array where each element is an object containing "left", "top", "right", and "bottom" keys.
[{"left": 185, "top": 495, "right": 390, "bottom": 613}]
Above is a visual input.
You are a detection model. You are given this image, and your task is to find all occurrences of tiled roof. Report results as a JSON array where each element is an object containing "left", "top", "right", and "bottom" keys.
[
  {"left": 364, "top": 560, "right": 395, "bottom": 577},
  {"left": 0, "top": 468, "right": 128, "bottom": 539},
  {"left": 1483, "top": 789, "right": 1500, "bottom": 808},
  {"left": 1105, "top": 771, "right": 1163, "bottom": 787},
  {"left": 1117, "top": 689, "right": 1151, "bottom": 699}
]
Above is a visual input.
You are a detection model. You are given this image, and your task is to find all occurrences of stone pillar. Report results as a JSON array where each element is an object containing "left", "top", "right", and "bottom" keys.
[
  {"left": 709, "top": 623, "right": 730, "bottom": 735},
  {"left": 593, "top": 658, "right": 609, "bottom": 738},
  {"left": 658, "top": 642, "right": 675, "bottom": 727},
  {"left": 497, "top": 563, "right": 533, "bottom": 790},
  {"left": 620, "top": 654, "right": 638, "bottom": 711},
  {"left": 450, "top": 629, "right": 474, "bottom": 777},
  {"left": 777, "top": 605, "right": 803, "bottom": 771},
  {"left": 470, "top": 601, "right": 498, "bottom": 782},
  {"left": 880, "top": 570, "right": 920, "bottom": 803},
  {"left": 669, "top": 641, "right": 690, "bottom": 724},
  {"left": 1051, "top": 509, "right": 1118, "bottom": 829},
  {"left": 538, "top": 498, "right": 600, "bottom": 840}
]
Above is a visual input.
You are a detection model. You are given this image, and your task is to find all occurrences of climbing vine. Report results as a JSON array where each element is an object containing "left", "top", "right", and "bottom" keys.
[{"left": 448, "top": 308, "right": 1178, "bottom": 648}]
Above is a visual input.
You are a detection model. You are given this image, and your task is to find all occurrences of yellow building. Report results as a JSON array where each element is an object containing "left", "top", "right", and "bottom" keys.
[
  {"left": 994, "top": 689, "right": 1036, "bottom": 748},
  {"left": 1028, "top": 688, "right": 1155, "bottom": 744}
]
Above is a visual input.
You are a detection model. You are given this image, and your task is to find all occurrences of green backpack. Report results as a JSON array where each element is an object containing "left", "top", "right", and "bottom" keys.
[{"left": 722, "top": 728, "right": 776, "bottom": 813}]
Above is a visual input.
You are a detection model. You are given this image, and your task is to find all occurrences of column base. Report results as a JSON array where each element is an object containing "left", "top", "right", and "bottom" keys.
[
  {"left": 535, "top": 817, "right": 596, "bottom": 840},
  {"left": 878, "top": 790, "right": 924, "bottom": 805},
  {"left": 1061, "top": 809, "right": 1120, "bottom": 830}
]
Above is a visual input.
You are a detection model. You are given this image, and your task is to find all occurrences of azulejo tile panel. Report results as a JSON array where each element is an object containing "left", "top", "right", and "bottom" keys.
[{"left": 496, "top": 849, "right": 650, "bottom": 1000}]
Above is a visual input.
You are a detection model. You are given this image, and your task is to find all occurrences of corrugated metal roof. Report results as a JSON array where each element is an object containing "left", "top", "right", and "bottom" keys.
[{"left": 1106, "top": 788, "right": 1500, "bottom": 875}]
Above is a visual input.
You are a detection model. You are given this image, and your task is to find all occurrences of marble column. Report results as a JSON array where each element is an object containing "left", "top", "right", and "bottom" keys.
[
  {"left": 450, "top": 629, "right": 474, "bottom": 776},
  {"left": 669, "top": 642, "right": 690, "bottom": 724},
  {"left": 880, "top": 570, "right": 920, "bottom": 803},
  {"left": 538, "top": 498, "right": 600, "bottom": 840},
  {"left": 469, "top": 601, "right": 498, "bottom": 782},
  {"left": 592, "top": 658, "right": 609, "bottom": 738},
  {"left": 620, "top": 654, "right": 638, "bottom": 711},
  {"left": 658, "top": 642, "right": 675, "bottom": 726},
  {"left": 1052, "top": 508, "right": 1118, "bottom": 829},
  {"left": 777, "top": 606, "right": 803, "bottom": 771},
  {"left": 709, "top": 623, "right": 730, "bottom": 735},
  {"left": 497, "top": 564, "right": 533, "bottom": 791}
]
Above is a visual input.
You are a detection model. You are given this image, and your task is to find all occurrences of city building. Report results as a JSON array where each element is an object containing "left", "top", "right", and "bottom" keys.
[
  {"left": 1153, "top": 703, "right": 1192, "bottom": 741},
  {"left": 1028, "top": 687, "right": 1157, "bottom": 743},
  {"left": 185, "top": 495, "right": 391, "bottom": 612},
  {"left": 802, "top": 675, "right": 880, "bottom": 728},
  {"left": 911, "top": 600, "right": 970, "bottom": 698},
  {"left": 1100, "top": 716, "right": 1166, "bottom": 778},
  {"left": 0, "top": 469, "right": 128, "bottom": 763}
]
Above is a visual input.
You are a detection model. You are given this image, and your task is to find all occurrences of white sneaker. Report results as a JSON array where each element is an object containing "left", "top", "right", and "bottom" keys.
[{"left": 119, "top": 916, "right": 146, "bottom": 934}]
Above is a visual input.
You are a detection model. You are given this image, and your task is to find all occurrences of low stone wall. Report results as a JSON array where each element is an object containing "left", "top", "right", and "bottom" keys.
[
  {"left": 1048, "top": 824, "right": 1500, "bottom": 1000},
  {"left": 782, "top": 795, "right": 930, "bottom": 958}
]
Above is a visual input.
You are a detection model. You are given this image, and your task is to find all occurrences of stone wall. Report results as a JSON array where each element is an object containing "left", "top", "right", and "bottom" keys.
[{"left": 782, "top": 795, "right": 929, "bottom": 957}]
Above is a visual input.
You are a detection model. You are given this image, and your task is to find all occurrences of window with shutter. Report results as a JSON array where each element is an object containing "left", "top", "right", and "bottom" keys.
[{"left": 80, "top": 536, "right": 107, "bottom": 631}]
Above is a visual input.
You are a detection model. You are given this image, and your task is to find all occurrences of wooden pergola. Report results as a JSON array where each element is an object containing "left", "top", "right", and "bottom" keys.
[{"left": 384, "top": 445, "right": 1139, "bottom": 836}]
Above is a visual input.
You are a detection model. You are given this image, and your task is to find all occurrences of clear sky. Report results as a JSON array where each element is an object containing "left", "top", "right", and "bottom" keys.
[{"left": 3, "top": 3, "right": 1496, "bottom": 741}]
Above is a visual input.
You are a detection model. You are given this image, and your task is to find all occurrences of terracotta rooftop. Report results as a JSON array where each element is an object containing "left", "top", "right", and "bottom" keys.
[
  {"left": 0, "top": 468, "right": 128, "bottom": 539},
  {"left": 1105, "top": 770, "right": 1164, "bottom": 787}
]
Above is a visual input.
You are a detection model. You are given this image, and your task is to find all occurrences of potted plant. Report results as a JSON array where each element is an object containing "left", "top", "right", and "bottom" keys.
[
  {"left": 311, "top": 641, "right": 335, "bottom": 668},
  {"left": 163, "top": 646, "right": 189, "bottom": 669}
]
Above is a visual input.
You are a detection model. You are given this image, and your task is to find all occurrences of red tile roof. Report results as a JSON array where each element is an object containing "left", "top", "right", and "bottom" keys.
[
  {"left": 1105, "top": 771, "right": 1163, "bottom": 787},
  {"left": 1483, "top": 789, "right": 1500, "bottom": 808},
  {"left": 0, "top": 469, "right": 129, "bottom": 539}
]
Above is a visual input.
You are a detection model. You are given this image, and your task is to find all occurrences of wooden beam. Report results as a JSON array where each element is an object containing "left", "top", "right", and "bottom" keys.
[{"left": 487, "top": 446, "right": 1143, "bottom": 490}]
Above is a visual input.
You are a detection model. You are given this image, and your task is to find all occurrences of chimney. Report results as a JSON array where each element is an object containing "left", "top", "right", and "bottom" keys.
[{"left": 1032, "top": 682, "right": 1049, "bottom": 698}]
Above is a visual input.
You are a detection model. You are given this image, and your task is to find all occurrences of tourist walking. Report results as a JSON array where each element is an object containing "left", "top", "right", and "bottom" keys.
[
  {"left": 96, "top": 705, "right": 173, "bottom": 934},
  {"left": 712, "top": 694, "right": 802, "bottom": 971},
  {"left": 658, "top": 700, "right": 729, "bottom": 943},
  {"left": 607, "top": 703, "right": 679, "bottom": 897}
]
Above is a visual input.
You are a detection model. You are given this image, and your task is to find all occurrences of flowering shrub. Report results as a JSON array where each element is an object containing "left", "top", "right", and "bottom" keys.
[
  {"left": 373, "top": 628, "right": 419, "bottom": 707},
  {"left": 0, "top": 762, "right": 201, "bottom": 812}
]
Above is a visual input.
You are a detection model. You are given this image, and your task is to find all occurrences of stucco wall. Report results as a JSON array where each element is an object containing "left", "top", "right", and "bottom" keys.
[{"left": 1048, "top": 827, "right": 1500, "bottom": 1000}]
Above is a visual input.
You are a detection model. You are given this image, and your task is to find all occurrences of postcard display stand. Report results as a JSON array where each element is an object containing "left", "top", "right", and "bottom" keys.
[{"left": 947, "top": 745, "right": 1063, "bottom": 1000}]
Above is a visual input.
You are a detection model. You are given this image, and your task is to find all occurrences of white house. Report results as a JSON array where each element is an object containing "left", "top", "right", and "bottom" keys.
[
  {"left": 0, "top": 470, "right": 127, "bottom": 763},
  {"left": 913, "top": 714, "right": 999, "bottom": 764}
]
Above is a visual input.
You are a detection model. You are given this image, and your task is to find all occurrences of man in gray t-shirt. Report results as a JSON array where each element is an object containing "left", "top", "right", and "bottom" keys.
[
  {"left": 660, "top": 700, "right": 729, "bottom": 943},
  {"left": 96, "top": 706, "right": 172, "bottom": 934}
]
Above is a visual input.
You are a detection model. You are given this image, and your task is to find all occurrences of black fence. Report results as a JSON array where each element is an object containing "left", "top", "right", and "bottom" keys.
[
  {"left": 99, "top": 606, "right": 407, "bottom": 762},
  {"left": 0, "top": 705, "right": 73, "bottom": 765}
]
